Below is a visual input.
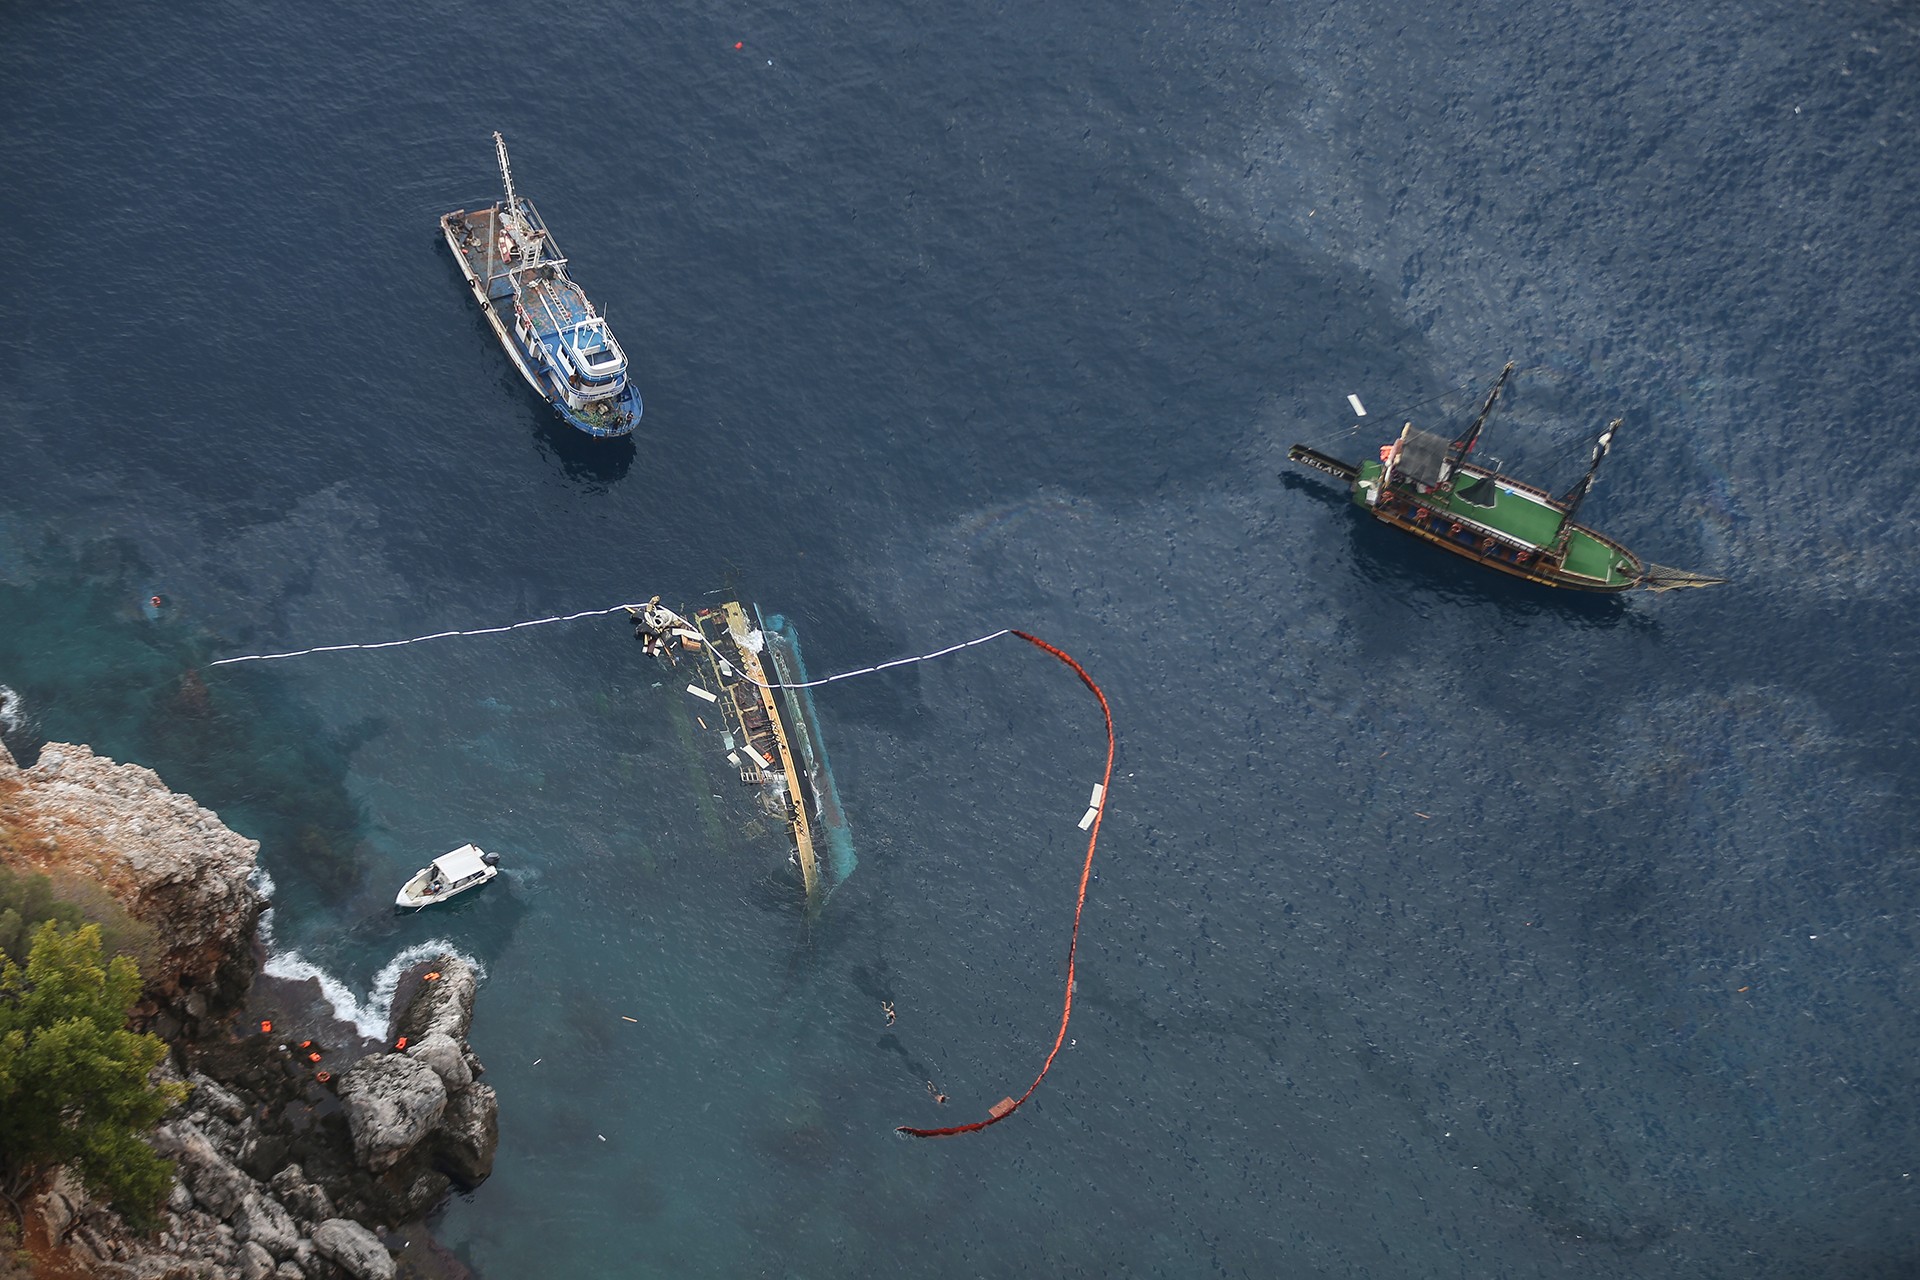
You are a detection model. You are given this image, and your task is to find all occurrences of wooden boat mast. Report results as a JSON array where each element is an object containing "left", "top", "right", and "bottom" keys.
[
  {"left": 1548, "top": 418, "right": 1619, "bottom": 560},
  {"left": 1444, "top": 361, "right": 1516, "bottom": 487}
]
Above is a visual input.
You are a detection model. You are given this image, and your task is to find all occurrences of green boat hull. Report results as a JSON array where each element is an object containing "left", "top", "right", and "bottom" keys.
[{"left": 1350, "top": 458, "right": 1643, "bottom": 592}]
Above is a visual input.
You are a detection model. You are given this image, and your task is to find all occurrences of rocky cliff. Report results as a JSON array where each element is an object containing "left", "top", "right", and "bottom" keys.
[
  {"left": 0, "top": 740, "right": 264, "bottom": 1039},
  {"left": 1, "top": 742, "right": 497, "bottom": 1279}
]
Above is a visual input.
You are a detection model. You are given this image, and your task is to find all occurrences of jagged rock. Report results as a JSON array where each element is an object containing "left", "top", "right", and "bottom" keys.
[
  {"left": 155, "top": 1119, "right": 254, "bottom": 1220},
  {"left": 338, "top": 1053, "right": 447, "bottom": 1172},
  {"left": 405, "top": 1031, "right": 472, "bottom": 1090},
  {"left": 189, "top": 1072, "right": 251, "bottom": 1124},
  {"left": 270, "top": 1163, "right": 336, "bottom": 1227},
  {"left": 232, "top": 1190, "right": 300, "bottom": 1259},
  {"left": 312, "top": 1218, "right": 396, "bottom": 1280},
  {"left": 436, "top": 1082, "right": 499, "bottom": 1185},
  {"left": 393, "top": 960, "right": 478, "bottom": 1044},
  {"left": 32, "top": 1166, "right": 85, "bottom": 1247},
  {"left": 0, "top": 741, "right": 265, "bottom": 1033},
  {"left": 239, "top": 1240, "right": 278, "bottom": 1280},
  {"left": 276, "top": 1262, "right": 306, "bottom": 1280}
]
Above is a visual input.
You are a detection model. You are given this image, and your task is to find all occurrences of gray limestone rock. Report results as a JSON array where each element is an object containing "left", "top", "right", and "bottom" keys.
[
  {"left": 405, "top": 1031, "right": 471, "bottom": 1090},
  {"left": 312, "top": 1218, "right": 396, "bottom": 1280},
  {"left": 269, "top": 1162, "right": 336, "bottom": 1226},
  {"left": 436, "top": 1082, "right": 499, "bottom": 1185},
  {"left": 154, "top": 1119, "right": 254, "bottom": 1220},
  {"left": 232, "top": 1190, "right": 300, "bottom": 1259},
  {"left": 239, "top": 1240, "right": 277, "bottom": 1280},
  {"left": 338, "top": 1052, "right": 447, "bottom": 1172},
  {"left": 392, "top": 959, "right": 478, "bottom": 1044},
  {"left": 189, "top": 1072, "right": 250, "bottom": 1123}
]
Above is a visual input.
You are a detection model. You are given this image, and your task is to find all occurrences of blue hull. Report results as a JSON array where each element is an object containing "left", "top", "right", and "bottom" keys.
[{"left": 502, "top": 325, "right": 643, "bottom": 438}]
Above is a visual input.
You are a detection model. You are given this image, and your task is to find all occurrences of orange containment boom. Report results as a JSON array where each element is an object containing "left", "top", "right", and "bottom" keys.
[{"left": 895, "top": 630, "right": 1115, "bottom": 1139}]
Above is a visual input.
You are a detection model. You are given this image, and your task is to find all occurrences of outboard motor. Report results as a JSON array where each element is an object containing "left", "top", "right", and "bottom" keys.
[{"left": 482, "top": 851, "right": 501, "bottom": 867}]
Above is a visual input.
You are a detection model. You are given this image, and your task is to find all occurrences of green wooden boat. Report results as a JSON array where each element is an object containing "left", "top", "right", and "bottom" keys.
[{"left": 1289, "top": 364, "right": 1725, "bottom": 593}]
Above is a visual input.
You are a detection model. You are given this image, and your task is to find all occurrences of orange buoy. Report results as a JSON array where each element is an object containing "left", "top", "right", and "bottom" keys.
[
  {"left": 315, "top": 1071, "right": 331, "bottom": 1083},
  {"left": 424, "top": 972, "right": 441, "bottom": 982},
  {"left": 308, "top": 1052, "right": 322, "bottom": 1063},
  {"left": 395, "top": 1036, "right": 409, "bottom": 1051},
  {"left": 259, "top": 1020, "right": 273, "bottom": 1034}
]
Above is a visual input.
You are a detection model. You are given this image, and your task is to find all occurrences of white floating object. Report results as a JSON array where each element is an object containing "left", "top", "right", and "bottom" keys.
[
  {"left": 1347, "top": 394, "right": 1367, "bottom": 417},
  {"left": 742, "top": 744, "right": 771, "bottom": 769},
  {"left": 726, "top": 751, "right": 741, "bottom": 767},
  {"left": 1088, "top": 783, "right": 1106, "bottom": 809},
  {"left": 1077, "top": 806, "right": 1100, "bottom": 831},
  {"left": 686, "top": 684, "right": 718, "bottom": 703},
  {"left": 718, "top": 658, "right": 735, "bottom": 676}
]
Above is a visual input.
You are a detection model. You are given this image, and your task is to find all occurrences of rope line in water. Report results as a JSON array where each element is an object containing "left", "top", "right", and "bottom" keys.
[
  {"left": 896, "top": 629, "right": 1115, "bottom": 1139},
  {"left": 723, "top": 629, "right": 1012, "bottom": 690},
  {"left": 207, "top": 604, "right": 647, "bottom": 665}
]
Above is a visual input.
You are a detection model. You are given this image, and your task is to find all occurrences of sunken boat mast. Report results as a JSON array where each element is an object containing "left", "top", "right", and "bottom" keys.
[
  {"left": 1289, "top": 363, "right": 1725, "bottom": 593},
  {"left": 439, "top": 132, "right": 643, "bottom": 438}
]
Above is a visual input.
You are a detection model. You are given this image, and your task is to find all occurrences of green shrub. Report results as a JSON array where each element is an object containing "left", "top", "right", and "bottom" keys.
[{"left": 0, "top": 922, "right": 184, "bottom": 1227}]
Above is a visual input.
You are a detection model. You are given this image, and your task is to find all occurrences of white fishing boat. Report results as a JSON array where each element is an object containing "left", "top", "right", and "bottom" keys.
[
  {"left": 396, "top": 844, "right": 500, "bottom": 909},
  {"left": 440, "top": 132, "right": 643, "bottom": 438}
]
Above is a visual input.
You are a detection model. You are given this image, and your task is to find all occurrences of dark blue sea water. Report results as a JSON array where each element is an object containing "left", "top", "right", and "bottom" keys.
[{"left": 4, "top": 2, "right": 1918, "bottom": 1275}]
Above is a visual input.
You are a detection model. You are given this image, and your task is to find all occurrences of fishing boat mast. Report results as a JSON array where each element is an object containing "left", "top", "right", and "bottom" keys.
[{"left": 494, "top": 131, "right": 521, "bottom": 218}]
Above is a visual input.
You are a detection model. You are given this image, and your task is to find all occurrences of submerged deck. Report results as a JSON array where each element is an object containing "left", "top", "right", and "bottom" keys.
[{"left": 689, "top": 603, "right": 823, "bottom": 902}]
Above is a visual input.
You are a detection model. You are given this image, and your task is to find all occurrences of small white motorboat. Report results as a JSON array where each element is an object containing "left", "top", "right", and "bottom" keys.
[{"left": 396, "top": 844, "right": 500, "bottom": 909}]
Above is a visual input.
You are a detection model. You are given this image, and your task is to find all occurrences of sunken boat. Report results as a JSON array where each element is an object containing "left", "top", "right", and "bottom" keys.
[
  {"left": 1288, "top": 364, "right": 1724, "bottom": 593},
  {"left": 440, "top": 133, "right": 642, "bottom": 438},
  {"left": 630, "top": 597, "right": 856, "bottom": 906}
]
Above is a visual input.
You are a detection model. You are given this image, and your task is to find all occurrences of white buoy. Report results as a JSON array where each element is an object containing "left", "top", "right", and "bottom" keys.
[
  {"left": 1088, "top": 783, "right": 1106, "bottom": 809},
  {"left": 1077, "top": 807, "right": 1100, "bottom": 831},
  {"left": 1347, "top": 394, "right": 1367, "bottom": 417},
  {"left": 686, "top": 684, "right": 718, "bottom": 703},
  {"left": 741, "top": 744, "right": 771, "bottom": 770}
]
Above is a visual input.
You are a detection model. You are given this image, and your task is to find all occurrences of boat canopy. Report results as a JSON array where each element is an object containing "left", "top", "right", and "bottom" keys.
[
  {"left": 432, "top": 844, "right": 490, "bottom": 883},
  {"left": 1394, "top": 427, "right": 1455, "bottom": 487}
]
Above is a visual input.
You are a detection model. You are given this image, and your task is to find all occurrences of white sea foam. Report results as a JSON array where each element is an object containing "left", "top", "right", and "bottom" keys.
[
  {"left": 0, "top": 684, "right": 25, "bottom": 736},
  {"left": 255, "top": 885, "right": 484, "bottom": 1040}
]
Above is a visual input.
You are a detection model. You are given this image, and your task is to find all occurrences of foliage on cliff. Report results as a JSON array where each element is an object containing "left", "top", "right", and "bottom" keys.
[
  {"left": 0, "top": 922, "right": 184, "bottom": 1227},
  {"left": 0, "top": 863, "right": 157, "bottom": 982},
  {"left": 0, "top": 865, "right": 87, "bottom": 965}
]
